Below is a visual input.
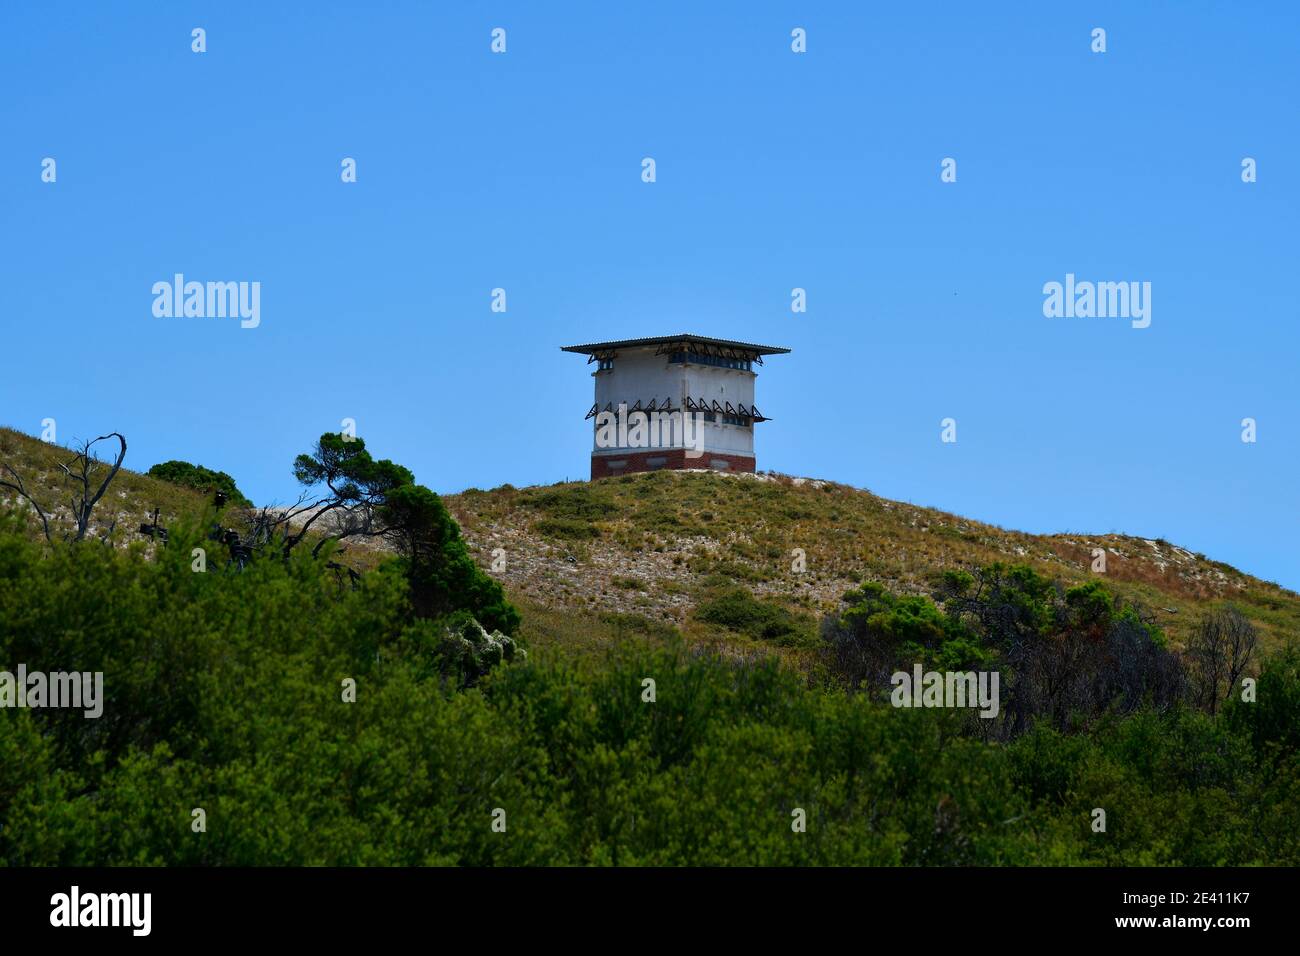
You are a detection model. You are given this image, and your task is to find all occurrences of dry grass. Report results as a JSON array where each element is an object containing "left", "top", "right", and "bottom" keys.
[
  {"left": 0, "top": 426, "right": 209, "bottom": 543},
  {"left": 444, "top": 468, "right": 1300, "bottom": 653},
  {"left": 4, "top": 425, "right": 1295, "bottom": 655}
]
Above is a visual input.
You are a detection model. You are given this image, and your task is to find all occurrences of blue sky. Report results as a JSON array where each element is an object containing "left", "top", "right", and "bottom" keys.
[{"left": 2, "top": 2, "right": 1297, "bottom": 588}]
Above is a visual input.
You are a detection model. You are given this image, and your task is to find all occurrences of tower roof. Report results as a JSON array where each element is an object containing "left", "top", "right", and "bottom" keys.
[{"left": 560, "top": 333, "right": 790, "bottom": 357}]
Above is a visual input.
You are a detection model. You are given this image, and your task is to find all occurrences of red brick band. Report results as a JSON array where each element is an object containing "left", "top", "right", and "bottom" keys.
[{"left": 591, "top": 449, "right": 756, "bottom": 479}]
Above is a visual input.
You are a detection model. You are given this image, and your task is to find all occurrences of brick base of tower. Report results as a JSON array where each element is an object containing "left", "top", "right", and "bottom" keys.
[{"left": 591, "top": 450, "right": 756, "bottom": 480}]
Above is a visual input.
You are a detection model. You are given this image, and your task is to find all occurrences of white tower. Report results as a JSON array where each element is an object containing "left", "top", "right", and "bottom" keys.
[{"left": 561, "top": 334, "right": 790, "bottom": 479}]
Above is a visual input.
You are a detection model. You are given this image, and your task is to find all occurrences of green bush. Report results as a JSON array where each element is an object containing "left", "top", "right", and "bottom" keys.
[
  {"left": 380, "top": 484, "right": 519, "bottom": 635},
  {"left": 695, "top": 586, "right": 816, "bottom": 646},
  {"left": 147, "top": 460, "right": 252, "bottom": 508}
]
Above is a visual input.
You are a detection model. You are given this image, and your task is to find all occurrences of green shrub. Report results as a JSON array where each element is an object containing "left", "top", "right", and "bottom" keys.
[
  {"left": 695, "top": 586, "right": 816, "bottom": 646},
  {"left": 147, "top": 460, "right": 252, "bottom": 508}
]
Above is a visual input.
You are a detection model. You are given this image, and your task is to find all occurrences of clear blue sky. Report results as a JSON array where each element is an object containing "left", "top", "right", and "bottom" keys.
[{"left": 2, "top": 2, "right": 1297, "bottom": 588}]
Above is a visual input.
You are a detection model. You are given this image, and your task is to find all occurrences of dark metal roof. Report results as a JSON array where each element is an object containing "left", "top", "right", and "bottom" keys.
[{"left": 560, "top": 334, "right": 790, "bottom": 356}]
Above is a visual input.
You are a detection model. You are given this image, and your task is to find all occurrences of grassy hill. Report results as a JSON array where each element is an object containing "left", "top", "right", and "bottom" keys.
[
  {"left": 5, "top": 424, "right": 1294, "bottom": 660},
  {"left": 0, "top": 427, "right": 208, "bottom": 539},
  {"left": 443, "top": 469, "right": 1300, "bottom": 658}
]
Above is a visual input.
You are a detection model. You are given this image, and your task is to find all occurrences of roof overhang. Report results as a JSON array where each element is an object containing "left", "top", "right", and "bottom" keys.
[{"left": 561, "top": 333, "right": 790, "bottom": 364}]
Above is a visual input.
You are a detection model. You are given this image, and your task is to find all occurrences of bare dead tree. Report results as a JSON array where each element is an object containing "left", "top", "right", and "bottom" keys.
[
  {"left": 58, "top": 433, "right": 128, "bottom": 542},
  {"left": 281, "top": 487, "right": 393, "bottom": 558},
  {"left": 1, "top": 432, "right": 127, "bottom": 543},
  {"left": 226, "top": 491, "right": 354, "bottom": 558},
  {"left": 241, "top": 496, "right": 314, "bottom": 549},
  {"left": 309, "top": 501, "right": 389, "bottom": 559},
  {"left": 206, "top": 494, "right": 364, "bottom": 584},
  {"left": 1186, "top": 606, "right": 1258, "bottom": 715}
]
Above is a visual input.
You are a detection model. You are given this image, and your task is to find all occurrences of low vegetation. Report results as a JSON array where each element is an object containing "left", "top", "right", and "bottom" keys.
[
  {"left": 147, "top": 460, "right": 252, "bottom": 509},
  {"left": 443, "top": 469, "right": 1300, "bottom": 654},
  {"left": 820, "top": 565, "right": 1256, "bottom": 740},
  {"left": 1, "top": 425, "right": 1297, "bottom": 866},
  {"left": 2, "top": 520, "right": 1298, "bottom": 865}
]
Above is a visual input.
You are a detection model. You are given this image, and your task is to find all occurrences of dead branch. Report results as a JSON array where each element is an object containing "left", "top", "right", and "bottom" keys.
[
  {"left": 58, "top": 433, "right": 127, "bottom": 542},
  {"left": 0, "top": 463, "right": 53, "bottom": 542}
]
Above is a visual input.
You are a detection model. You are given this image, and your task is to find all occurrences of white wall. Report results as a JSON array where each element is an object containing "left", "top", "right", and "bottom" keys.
[
  {"left": 683, "top": 364, "right": 755, "bottom": 455},
  {"left": 590, "top": 346, "right": 758, "bottom": 456}
]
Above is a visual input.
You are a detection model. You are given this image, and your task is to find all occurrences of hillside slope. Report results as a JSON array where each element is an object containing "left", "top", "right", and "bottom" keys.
[
  {"left": 0, "top": 427, "right": 208, "bottom": 541},
  {"left": 3, "top": 425, "right": 1296, "bottom": 653},
  {"left": 443, "top": 469, "right": 1300, "bottom": 654}
]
